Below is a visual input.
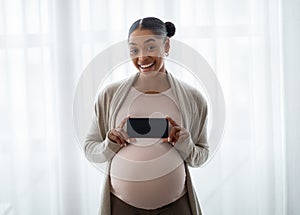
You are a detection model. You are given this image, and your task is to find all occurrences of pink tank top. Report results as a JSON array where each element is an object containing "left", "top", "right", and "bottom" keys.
[{"left": 110, "top": 87, "right": 186, "bottom": 209}]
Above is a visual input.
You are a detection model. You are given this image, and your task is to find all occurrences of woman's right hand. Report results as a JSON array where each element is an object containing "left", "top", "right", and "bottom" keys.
[{"left": 108, "top": 115, "right": 135, "bottom": 147}]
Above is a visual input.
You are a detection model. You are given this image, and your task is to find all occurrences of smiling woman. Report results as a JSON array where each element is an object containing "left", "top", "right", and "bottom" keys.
[
  {"left": 84, "top": 17, "right": 209, "bottom": 215},
  {"left": 128, "top": 18, "right": 174, "bottom": 75}
]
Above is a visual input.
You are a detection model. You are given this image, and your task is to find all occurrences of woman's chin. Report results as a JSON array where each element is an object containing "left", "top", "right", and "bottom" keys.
[{"left": 139, "top": 69, "right": 159, "bottom": 75}]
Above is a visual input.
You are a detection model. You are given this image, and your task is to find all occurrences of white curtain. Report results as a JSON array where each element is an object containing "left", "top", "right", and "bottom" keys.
[{"left": 1, "top": 0, "right": 299, "bottom": 214}]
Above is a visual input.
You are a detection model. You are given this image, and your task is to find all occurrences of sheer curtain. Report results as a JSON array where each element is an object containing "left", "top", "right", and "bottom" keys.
[{"left": 1, "top": 0, "right": 298, "bottom": 214}]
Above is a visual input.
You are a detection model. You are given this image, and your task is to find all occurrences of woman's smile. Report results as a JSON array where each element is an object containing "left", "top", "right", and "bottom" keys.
[{"left": 138, "top": 61, "right": 156, "bottom": 72}]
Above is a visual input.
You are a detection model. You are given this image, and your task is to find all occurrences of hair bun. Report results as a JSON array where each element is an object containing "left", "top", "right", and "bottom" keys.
[{"left": 165, "top": 22, "right": 176, "bottom": 37}]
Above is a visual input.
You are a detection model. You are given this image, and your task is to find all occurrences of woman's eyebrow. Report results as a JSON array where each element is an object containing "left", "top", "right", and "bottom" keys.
[
  {"left": 144, "top": 38, "right": 156, "bottom": 43},
  {"left": 129, "top": 38, "right": 156, "bottom": 46},
  {"left": 129, "top": 42, "right": 137, "bottom": 46}
]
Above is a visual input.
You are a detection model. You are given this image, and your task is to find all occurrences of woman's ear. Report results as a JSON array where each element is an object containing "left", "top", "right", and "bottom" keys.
[{"left": 164, "top": 37, "right": 170, "bottom": 53}]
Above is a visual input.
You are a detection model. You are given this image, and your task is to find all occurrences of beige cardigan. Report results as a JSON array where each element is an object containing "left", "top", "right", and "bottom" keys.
[{"left": 84, "top": 71, "right": 209, "bottom": 215}]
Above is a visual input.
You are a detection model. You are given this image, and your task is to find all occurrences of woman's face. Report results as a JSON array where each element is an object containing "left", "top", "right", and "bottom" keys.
[{"left": 128, "top": 29, "right": 170, "bottom": 74}]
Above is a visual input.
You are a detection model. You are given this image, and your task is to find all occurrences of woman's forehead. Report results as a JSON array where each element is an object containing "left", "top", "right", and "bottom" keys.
[{"left": 128, "top": 35, "right": 164, "bottom": 45}]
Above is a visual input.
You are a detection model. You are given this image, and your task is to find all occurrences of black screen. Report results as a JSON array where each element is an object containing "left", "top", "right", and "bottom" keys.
[{"left": 127, "top": 118, "right": 168, "bottom": 138}]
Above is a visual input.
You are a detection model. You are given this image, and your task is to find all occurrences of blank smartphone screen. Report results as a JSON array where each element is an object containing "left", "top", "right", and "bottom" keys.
[{"left": 127, "top": 118, "right": 168, "bottom": 138}]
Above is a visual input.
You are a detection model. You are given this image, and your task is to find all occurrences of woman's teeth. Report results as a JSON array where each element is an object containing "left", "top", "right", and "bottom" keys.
[{"left": 140, "top": 62, "right": 155, "bottom": 68}]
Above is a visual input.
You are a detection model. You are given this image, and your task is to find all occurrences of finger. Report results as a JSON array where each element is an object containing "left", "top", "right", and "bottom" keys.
[
  {"left": 162, "top": 137, "right": 175, "bottom": 146},
  {"left": 108, "top": 130, "right": 118, "bottom": 141},
  {"left": 116, "top": 136, "right": 127, "bottom": 146},
  {"left": 162, "top": 136, "right": 176, "bottom": 144},
  {"left": 110, "top": 130, "right": 127, "bottom": 146},
  {"left": 119, "top": 138, "right": 128, "bottom": 146},
  {"left": 116, "top": 128, "right": 128, "bottom": 139},
  {"left": 174, "top": 130, "right": 180, "bottom": 143},
  {"left": 165, "top": 115, "right": 179, "bottom": 127},
  {"left": 115, "top": 130, "right": 129, "bottom": 146},
  {"left": 116, "top": 127, "right": 134, "bottom": 143},
  {"left": 112, "top": 132, "right": 127, "bottom": 146},
  {"left": 128, "top": 137, "right": 136, "bottom": 143},
  {"left": 169, "top": 127, "right": 181, "bottom": 143},
  {"left": 169, "top": 126, "right": 181, "bottom": 139},
  {"left": 117, "top": 115, "right": 130, "bottom": 129},
  {"left": 109, "top": 133, "right": 122, "bottom": 145},
  {"left": 162, "top": 137, "right": 169, "bottom": 143}
]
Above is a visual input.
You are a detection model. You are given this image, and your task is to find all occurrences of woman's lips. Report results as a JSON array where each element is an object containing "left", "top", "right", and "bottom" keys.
[{"left": 139, "top": 62, "right": 156, "bottom": 72}]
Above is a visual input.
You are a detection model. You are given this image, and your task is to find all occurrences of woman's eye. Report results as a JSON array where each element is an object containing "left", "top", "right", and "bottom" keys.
[
  {"left": 130, "top": 49, "right": 138, "bottom": 55},
  {"left": 147, "top": 46, "right": 156, "bottom": 51}
]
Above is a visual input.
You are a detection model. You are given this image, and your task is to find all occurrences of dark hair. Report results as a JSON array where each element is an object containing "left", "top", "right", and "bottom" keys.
[{"left": 128, "top": 17, "right": 176, "bottom": 39}]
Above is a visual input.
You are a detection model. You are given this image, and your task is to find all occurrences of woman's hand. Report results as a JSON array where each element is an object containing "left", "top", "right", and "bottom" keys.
[
  {"left": 163, "top": 116, "right": 190, "bottom": 146},
  {"left": 108, "top": 115, "right": 135, "bottom": 147}
]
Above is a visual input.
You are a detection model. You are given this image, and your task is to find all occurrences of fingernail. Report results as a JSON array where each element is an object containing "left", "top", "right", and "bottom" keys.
[
  {"left": 130, "top": 138, "right": 136, "bottom": 143},
  {"left": 168, "top": 137, "right": 171, "bottom": 142}
]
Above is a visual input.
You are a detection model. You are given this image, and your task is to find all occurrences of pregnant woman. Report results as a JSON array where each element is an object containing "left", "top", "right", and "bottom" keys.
[{"left": 84, "top": 17, "right": 209, "bottom": 215}]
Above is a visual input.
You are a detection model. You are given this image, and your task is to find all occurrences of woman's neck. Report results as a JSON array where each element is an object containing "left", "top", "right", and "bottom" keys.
[{"left": 133, "top": 71, "right": 171, "bottom": 93}]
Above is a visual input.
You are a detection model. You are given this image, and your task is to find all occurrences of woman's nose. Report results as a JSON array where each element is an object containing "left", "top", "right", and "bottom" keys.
[
  {"left": 138, "top": 49, "right": 148, "bottom": 58},
  {"left": 137, "top": 55, "right": 149, "bottom": 62}
]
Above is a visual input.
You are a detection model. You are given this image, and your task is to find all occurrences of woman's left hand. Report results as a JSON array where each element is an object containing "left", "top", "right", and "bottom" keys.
[{"left": 162, "top": 116, "right": 190, "bottom": 146}]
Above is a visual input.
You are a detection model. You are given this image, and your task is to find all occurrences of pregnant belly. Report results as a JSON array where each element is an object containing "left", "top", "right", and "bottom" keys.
[{"left": 110, "top": 140, "right": 186, "bottom": 209}]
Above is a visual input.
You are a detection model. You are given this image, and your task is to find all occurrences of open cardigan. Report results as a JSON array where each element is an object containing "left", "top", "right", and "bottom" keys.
[{"left": 84, "top": 71, "right": 209, "bottom": 215}]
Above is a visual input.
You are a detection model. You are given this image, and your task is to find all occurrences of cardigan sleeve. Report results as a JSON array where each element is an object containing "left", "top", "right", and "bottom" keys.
[
  {"left": 174, "top": 88, "right": 209, "bottom": 167},
  {"left": 84, "top": 88, "right": 122, "bottom": 163}
]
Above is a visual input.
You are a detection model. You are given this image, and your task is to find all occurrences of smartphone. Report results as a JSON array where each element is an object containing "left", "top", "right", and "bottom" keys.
[{"left": 127, "top": 118, "right": 168, "bottom": 138}]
